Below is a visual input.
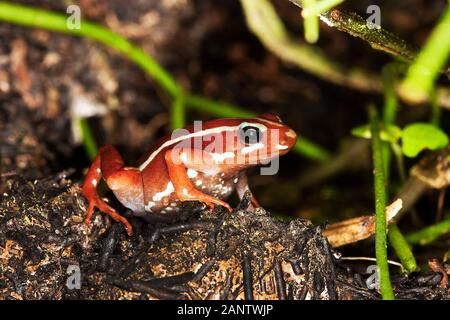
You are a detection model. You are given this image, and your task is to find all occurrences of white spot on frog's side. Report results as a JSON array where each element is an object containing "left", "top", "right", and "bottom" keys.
[
  {"left": 180, "top": 152, "right": 188, "bottom": 164},
  {"left": 152, "top": 182, "right": 175, "bottom": 202},
  {"left": 211, "top": 152, "right": 235, "bottom": 163},
  {"left": 276, "top": 144, "right": 288, "bottom": 150},
  {"left": 220, "top": 173, "right": 225, "bottom": 177},
  {"left": 195, "top": 180, "right": 203, "bottom": 186},
  {"left": 145, "top": 201, "right": 156, "bottom": 211},
  {"left": 233, "top": 178, "right": 238, "bottom": 184},
  {"left": 182, "top": 188, "right": 189, "bottom": 195},
  {"left": 92, "top": 179, "right": 97, "bottom": 186},
  {"left": 241, "top": 142, "right": 264, "bottom": 154},
  {"left": 166, "top": 207, "right": 173, "bottom": 211},
  {"left": 203, "top": 168, "right": 219, "bottom": 176},
  {"left": 187, "top": 169, "right": 198, "bottom": 178},
  {"left": 96, "top": 168, "right": 101, "bottom": 173}
]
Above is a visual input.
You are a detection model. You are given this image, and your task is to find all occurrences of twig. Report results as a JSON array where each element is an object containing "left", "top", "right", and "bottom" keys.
[
  {"left": 323, "top": 198, "right": 403, "bottom": 248},
  {"left": 341, "top": 256, "right": 405, "bottom": 273},
  {"left": 289, "top": 0, "right": 417, "bottom": 61},
  {"left": 242, "top": 253, "right": 254, "bottom": 300},
  {"left": 287, "top": 0, "right": 450, "bottom": 109},
  {"left": 273, "top": 260, "right": 287, "bottom": 300}
]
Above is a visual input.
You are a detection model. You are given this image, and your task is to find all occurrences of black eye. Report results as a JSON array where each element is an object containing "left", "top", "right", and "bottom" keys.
[{"left": 239, "top": 126, "right": 262, "bottom": 145}]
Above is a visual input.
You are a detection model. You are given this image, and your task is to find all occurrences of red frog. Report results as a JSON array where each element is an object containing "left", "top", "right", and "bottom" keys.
[{"left": 82, "top": 114, "right": 297, "bottom": 236}]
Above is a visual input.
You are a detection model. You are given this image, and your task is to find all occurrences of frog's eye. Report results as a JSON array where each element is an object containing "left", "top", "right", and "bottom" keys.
[{"left": 238, "top": 125, "right": 263, "bottom": 145}]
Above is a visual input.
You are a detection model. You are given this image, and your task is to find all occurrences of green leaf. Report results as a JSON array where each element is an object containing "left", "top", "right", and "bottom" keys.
[
  {"left": 402, "top": 123, "right": 449, "bottom": 158},
  {"left": 351, "top": 124, "right": 402, "bottom": 143}
]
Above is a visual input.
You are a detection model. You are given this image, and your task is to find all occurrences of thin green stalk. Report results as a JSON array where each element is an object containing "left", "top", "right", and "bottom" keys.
[
  {"left": 171, "top": 94, "right": 186, "bottom": 130},
  {"left": 77, "top": 118, "right": 98, "bottom": 161},
  {"left": 399, "top": 5, "right": 450, "bottom": 103},
  {"left": 302, "top": 0, "right": 319, "bottom": 43},
  {"left": 382, "top": 64, "right": 399, "bottom": 126},
  {"left": 387, "top": 224, "right": 417, "bottom": 273},
  {"left": 369, "top": 106, "right": 395, "bottom": 300},
  {"left": 430, "top": 88, "right": 441, "bottom": 126},
  {"left": 302, "top": 0, "right": 345, "bottom": 17},
  {"left": 381, "top": 65, "right": 417, "bottom": 273},
  {"left": 390, "top": 143, "right": 406, "bottom": 183},
  {"left": 381, "top": 63, "right": 398, "bottom": 178},
  {"left": 406, "top": 217, "right": 450, "bottom": 245}
]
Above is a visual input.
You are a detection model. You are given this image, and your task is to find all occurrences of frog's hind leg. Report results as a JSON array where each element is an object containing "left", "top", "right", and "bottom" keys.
[{"left": 82, "top": 145, "right": 143, "bottom": 236}]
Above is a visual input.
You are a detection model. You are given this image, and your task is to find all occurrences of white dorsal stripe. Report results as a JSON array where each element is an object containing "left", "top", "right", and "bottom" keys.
[
  {"left": 139, "top": 126, "right": 238, "bottom": 171},
  {"left": 256, "top": 118, "right": 284, "bottom": 127}
]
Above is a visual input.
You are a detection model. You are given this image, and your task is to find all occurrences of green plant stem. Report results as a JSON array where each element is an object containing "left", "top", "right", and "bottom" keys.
[
  {"left": 382, "top": 64, "right": 399, "bottom": 126},
  {"left": 302, "top": 0, "right": 345, "bottom": 17},
  {"left": 387, "top": 224, "right": 417, "bottom": 273},
  {"left": 302, "top": 0, "right": 319, "bottom": 43},
  {"left": 171, "top": 94, "right": 186, "bottom": 130},
  {"left": 77, "top": 118, "right": 98, "bottom": 161},
  {"left": 369, "top": 106, "right": 395, "bottom": 300},
  {"left": 399, "top": 5, "right": 450, "bottom": 103},
  {"left": 390, "top": 142, "right": 406, "bottom": 183},
  {"left": 406, "top": 217, "right": 450, "bottom": 245},
  {"left": 430, "top": 88, "right": 441, "bottom": 126},
  {"left": 0, "top": 1, "right": 331, "bottom": 162},
  {"left": 381, "top": 64, "right": 417, "bottom": 273}
]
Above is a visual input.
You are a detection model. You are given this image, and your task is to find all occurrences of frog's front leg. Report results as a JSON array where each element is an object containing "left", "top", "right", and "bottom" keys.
[
  {"left": 82, "top": 145, "right": 143, "bottom": 236},
  {"left": 236, "top": 173, "right": 260, "bottom": 210},
  {"left": 164, "top": 148, "right": 233, "bottom": 212}
]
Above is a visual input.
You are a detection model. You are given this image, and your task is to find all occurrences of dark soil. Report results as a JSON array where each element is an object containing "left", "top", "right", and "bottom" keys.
[{"left": 0, "top": 173, "right": 448, "bottom": 300}]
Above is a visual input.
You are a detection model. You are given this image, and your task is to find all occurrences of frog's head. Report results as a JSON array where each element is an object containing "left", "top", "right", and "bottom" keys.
[
  {"left": 182, "top": 114, "right": 297, "bottom": 169},
  {"left": 233, "top": 113, "right": 297, "bottom": 165}
]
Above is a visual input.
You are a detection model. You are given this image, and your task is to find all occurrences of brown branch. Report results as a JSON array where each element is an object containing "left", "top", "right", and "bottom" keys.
[
  {"left": 289, "top": 0, "right": 417, "bottom": 61},
  {"left": 287, "top": 0, "right": 450, "bottom": 109},
  {"left": 323, "top": 147, "right": 450, "bottom": 247}
]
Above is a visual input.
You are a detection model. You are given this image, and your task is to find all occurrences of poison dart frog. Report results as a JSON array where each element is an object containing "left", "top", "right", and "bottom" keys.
[{"left": 82, "top": 113, "right": 297, "bottom": 236}]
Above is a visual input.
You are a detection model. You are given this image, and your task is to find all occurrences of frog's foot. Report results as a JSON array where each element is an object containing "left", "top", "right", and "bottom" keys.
[
  {"left": 84, "top": 193, "right": 133, "bottom": 236},
  {"left": 177, "top": 188, "right": 232, "bottom": 213}
]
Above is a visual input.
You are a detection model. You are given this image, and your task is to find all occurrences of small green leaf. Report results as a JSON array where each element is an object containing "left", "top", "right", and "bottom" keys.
[
  {"left": 402, "top": 123, "right": 449, "bottom": 158},
  {"left": 351, "top": 124, "right": 402, "bottom": 143}
]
